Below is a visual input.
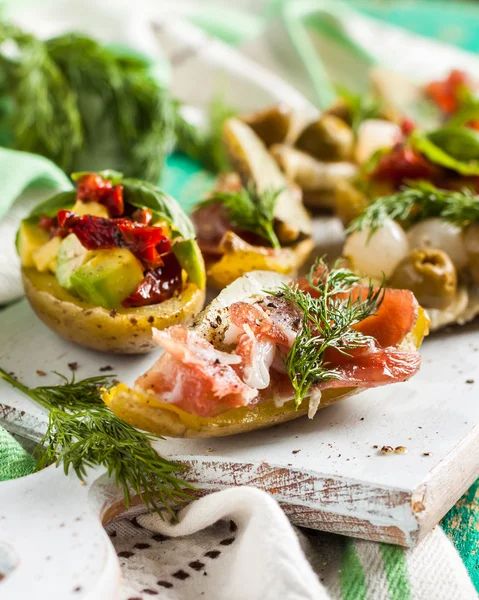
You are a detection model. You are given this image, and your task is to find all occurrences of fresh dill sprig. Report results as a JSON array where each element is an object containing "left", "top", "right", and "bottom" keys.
[
  {"left": 0, "top": 24, "right": 175, "bottom": 180},
  {"left": 272, "top": 260, "right": 384, "bottom": 407},
  {"left": 337, "top": 87, "right": 383, "bottom": 134},
  {"left": 0, "top": 368, "right": 192, "bottom": 516},
  {"left": 348, "top": 182, "right": 479, "bottom": 235},
  {"left": 201, "top": 185, "right": 282, "bottom": 248}
]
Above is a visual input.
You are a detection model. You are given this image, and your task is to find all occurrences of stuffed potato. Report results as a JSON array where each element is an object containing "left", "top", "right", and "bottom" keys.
[
  {"left": 17, "top": 171, "right": 206, "bottom": 353},
  {"left": 104, "top": 265, "right": 428, "bottom": 437},
  {"left": 339, "top": 69, "right": 479, "bottom": 330},
  {"left": 192, "top": 118, "right": 314, "bottom": 289}
]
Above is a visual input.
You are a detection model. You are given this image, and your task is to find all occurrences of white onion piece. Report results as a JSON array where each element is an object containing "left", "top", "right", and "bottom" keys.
[
  {"left": 355, "top": 119, "right": 402, "bottom": 165},
  {"left": 407, "top": 218, "right": 468, "bottom": 271},
  {"left": 344, "top": 218, "right": 409, "bottom": 280}
]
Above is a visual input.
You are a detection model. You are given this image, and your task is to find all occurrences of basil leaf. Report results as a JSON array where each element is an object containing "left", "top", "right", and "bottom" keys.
[
  {"left": 122, "top": 178, "right": 195, "bottom": 239},
  {"left": 427, "top": 127, "right": 479, "bottom": 162},
  {"left": 25, "top": 190, "right": 77, "bottom": 221},
  {"left": 411, "top": 131, "right": 479, "bottom": 176}
]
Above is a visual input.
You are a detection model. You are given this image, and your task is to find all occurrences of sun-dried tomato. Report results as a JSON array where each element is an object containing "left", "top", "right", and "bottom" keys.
[
  {"left": 76, "top": 173, "right": 124, "bottom": 217},
  {"left": 57, "top": 211, "right": 170, "bottom": 267},
  {"left": 118, "top": 221, "right": 170, "bottom": 267},
  {"left": 58, "top": 211, "right": 120, "bottom": 249},
  {"left": 122, "top": 253, "right": 183, "bottom": 308},
  {"left": 372, "top": 144, "right": 437, "bottom": 188},
  {"left": 425, "top": 69, "right": 471, "bottom": 115}
]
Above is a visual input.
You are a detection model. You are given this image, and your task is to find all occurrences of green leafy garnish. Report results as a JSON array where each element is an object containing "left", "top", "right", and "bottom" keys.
[
  {"left": 21, "top": 171, "right": 196, "bottom": 241},
  {"left": 338, "top": 87, "right": 383, "bottom": 134},
  {"left": 71, "top": 170, "right": 124, "bottom": 186},
  {"left": 411, "top": 129, "right": 479, "bottom": 176},
  {"left": 123, "top": 178, "right": 196, "bottom": 240},
  {"left": 446, "top": 85, "right": 479, "bottom": 128},
  {"left": 0, "top": 368, "right": 192, "bottom": 516},
  {"left": 201, "top": 186, "right": 282, "bottom": 249},
  {"left": 0, "top": 24, "right": 174, "bottom": 181},
  {"left": 174, "top": 96, "right": 235, "bottom": 173},
  {"left": 271, "top": 260, "right": 384, "bottom": 408},
  {"left": 348, "top": 182, "right": 479, "bottom": 234},
  {"left": 26, "top": 190, "right": 76, "bottom": 220}
]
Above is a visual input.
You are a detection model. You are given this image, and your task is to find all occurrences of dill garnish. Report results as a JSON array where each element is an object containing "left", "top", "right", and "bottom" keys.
[
  {"left": 348, "top": 182, "right": 479, "bottom": 234},
  {"left": 271, "top": 260, "right": 383, "bottom": 407},
  {"left": 338, "top": 87, "right": 383, "bottom": 134},
  {"left": 0, "top": 24, "right": 174, "bottom": 180},
  {"left": 0, "top": 368, "right": 193, "bottom": 516},
  {"left": 200, "top": 185, "right": 282, "bottom": 249}
]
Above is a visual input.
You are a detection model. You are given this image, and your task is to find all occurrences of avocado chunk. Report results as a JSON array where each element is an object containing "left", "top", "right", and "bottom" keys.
[
  {"left": 32, "top": 236, "right": 62, "bottom": 273},
  {"left": 172, "top": 239, "right": 206, "bottom": 289},
  {"left": 69, "top": 248, "right": 144, "bottom": 309},
  {"left": 56, "top": 234, "right": 92, "bottom": 290},
  {"left": 17, "top": 222, "right": 49, "bottom": 267}
]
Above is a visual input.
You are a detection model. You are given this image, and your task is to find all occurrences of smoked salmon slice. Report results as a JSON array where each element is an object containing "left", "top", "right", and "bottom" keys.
[
  {"left": 135, "top": 327, "right": 257, "bottom": 417},
  {"left": 135, "top": 272, "right": 422, "bottom": 418}
]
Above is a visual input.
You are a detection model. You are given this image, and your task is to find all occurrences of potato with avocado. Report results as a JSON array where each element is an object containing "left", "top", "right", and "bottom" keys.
[{"left": 17, "top": 171, "right": 206, "bottom": 354}]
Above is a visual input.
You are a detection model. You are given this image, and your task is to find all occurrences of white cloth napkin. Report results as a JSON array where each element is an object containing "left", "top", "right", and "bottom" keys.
[{"left": 105, "top": 487, "right": 476, "bottom": 600}]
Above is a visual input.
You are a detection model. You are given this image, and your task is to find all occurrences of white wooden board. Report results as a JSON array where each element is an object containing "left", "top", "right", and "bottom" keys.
[{"left": 1, "top": 289, "right": 479, "bottom": 552}]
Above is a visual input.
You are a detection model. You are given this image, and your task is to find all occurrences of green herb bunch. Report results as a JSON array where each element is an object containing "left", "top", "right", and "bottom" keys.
[
  {"left": 349, "top": 182, "right": 479, "bottom": 234},
  {"left": 0, "top": 21, "right": 233, "bottom": 181},
  {"left": 272, "top": 260, "right": 384, "bottom": 407},
  {"left": 0, "top": 23, "right": 178, "bottom": 180},
  {"left": 0, "top": 368, "right": 192, "bottom": 516}
]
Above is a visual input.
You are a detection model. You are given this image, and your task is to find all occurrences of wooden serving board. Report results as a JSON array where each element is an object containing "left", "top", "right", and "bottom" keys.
[{"left": 2, "top": 283, "right": 479, "bottom": 555}]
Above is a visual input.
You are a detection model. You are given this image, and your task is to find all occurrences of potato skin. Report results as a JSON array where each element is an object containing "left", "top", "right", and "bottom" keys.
[
  {"left": 103, "top": 384, "right": 359, "bottom": 438},
  {"left": 103, "top": 296, "right": 429, "bottom": 437},
  {"left": 22, "top": 268, "right": 206, "bottom": 354},
  {"left": 206, "top": 233, "right": 314, "bottom": 289}
]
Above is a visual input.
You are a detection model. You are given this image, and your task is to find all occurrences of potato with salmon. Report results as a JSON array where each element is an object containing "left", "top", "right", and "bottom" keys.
[
  {"left": 17, "top": 171, "right": 206, "bottom": 353},
  {"left": 103, "top": 262, "right": 429, "bottom": 437}
]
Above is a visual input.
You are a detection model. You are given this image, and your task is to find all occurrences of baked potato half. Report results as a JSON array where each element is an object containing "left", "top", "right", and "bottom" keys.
[
  {"left": 104, "top": 269, "right": 428, "bottom": 437},
  {"left": 17, "top": 171, "right": 206, "bottom": 353}
]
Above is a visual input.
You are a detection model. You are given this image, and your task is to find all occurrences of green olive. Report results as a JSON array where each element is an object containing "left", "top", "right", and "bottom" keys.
[
  {"left": 389, "top": 248, "right": 457, "bottom": 310},
  {"left": 295, "top": 115, "right": 354, "bottom": 161},
  {"left": 323, "top": 99, "right": 352, "bottom": 125},
  {"left": 464, "top": 223, "right": 479, "bottom": 284},
  {"left": 242, "top": 104, "right": 292, "bottom": 148},
  {"left": 335, "top": 181, "right": 369, "bottom": 226}
]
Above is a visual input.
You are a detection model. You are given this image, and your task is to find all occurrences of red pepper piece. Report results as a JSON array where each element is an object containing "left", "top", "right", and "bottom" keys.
[
  {"left": 76, "top": 173, "right": 124, "bottom": 217},
  {"left": 372, "top": 144, "right": 437, "bottom": 188},
  {"left": 425, "top": 69, "right": 471, "bottom": 115},
  {"left": 122, "top": 253, "right": 183, "bottom": 308}
]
